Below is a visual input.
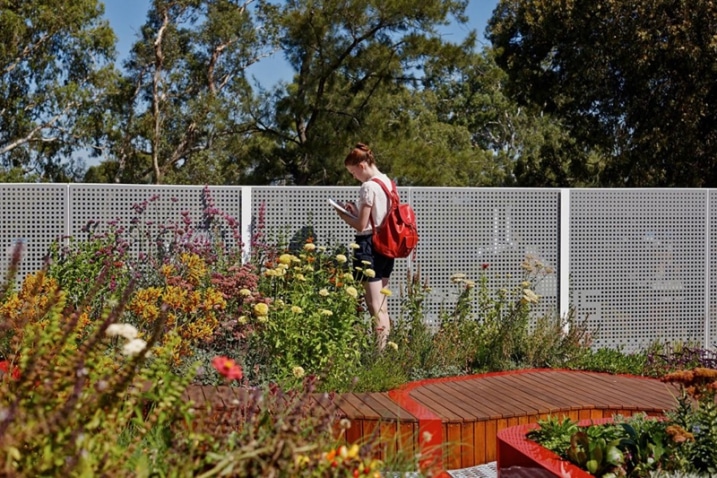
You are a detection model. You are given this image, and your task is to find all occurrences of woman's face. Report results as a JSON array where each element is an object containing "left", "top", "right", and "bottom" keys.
[{"left": 346, "top": 162, "right": 369, "bottom": 182}]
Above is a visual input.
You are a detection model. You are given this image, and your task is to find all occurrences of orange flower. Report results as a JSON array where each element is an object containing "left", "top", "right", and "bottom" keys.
[{"left": 211, "top": 356, "right": 243, "bottom": 381}]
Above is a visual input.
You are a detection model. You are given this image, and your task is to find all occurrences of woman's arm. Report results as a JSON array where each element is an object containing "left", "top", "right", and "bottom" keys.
[{"left": 339, "top": 202, "right": 372, "bottom": 232}]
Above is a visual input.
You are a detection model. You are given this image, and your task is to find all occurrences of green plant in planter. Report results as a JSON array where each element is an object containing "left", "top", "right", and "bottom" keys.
[{"left": 567, "top": 430, "right": 625, "bottom": 477}]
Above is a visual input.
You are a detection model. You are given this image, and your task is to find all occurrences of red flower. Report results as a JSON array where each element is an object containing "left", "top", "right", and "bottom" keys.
[
  {"left": 211, "top": 356, "right": 243, "bottom": 381},
  {"left": 0, "top": 360, "right": 20, "bottom": 380},
  {"left": 482, "top": 263, "right": 489, "bottom": 270}
]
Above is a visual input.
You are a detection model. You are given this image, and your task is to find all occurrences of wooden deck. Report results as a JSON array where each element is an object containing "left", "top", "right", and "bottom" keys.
[{"left": 183, "top": 369, "right": 681, "bottom": 474}]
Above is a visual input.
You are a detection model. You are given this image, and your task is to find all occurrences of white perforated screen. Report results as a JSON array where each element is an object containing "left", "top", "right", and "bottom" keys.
[
  {"left": 0, "top": 184, "right": 67, "bottom": 281},
  {"left": 1, "top": 184, "right": 714, "bottom": 352},
  {"left": 571, "top": 189, "right": 707, "bottom": 352}
]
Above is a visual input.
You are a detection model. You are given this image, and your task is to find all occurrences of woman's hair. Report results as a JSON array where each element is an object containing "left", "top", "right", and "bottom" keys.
[{"left": 344, "top": 143, "right": 375, "bottom": 166}]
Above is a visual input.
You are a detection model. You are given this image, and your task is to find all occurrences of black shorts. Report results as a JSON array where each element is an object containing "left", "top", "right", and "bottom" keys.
[{"left": 352, "top": 234, "right": 394, "bottom": 282}]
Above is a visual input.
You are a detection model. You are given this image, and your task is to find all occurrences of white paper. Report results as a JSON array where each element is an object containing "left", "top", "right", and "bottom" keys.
[{"left": 328, "top": 198, "right": 357, "bottom": 218}]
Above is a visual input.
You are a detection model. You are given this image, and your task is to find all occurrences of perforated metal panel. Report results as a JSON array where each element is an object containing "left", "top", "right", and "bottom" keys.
[
  {"left": 710, "top": 190, "right": 717, "bottom": 349},
  {"left": 411, "top": 189, "right": 560, "bottom": 328},
  {"left": 69, "top": 185, "right": 244, "bottom": 262},
  {"left": 571, "top": 189, "right": 707, "bottom": 352},
  {"left": 0, "top": 184, "right": 67, "bottom": 282},
  {"left": 2, "top": 184, "right": 716, "bottom": 352}
]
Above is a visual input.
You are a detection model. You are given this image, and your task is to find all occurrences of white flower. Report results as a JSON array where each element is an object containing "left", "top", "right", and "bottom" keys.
[
  {"left": 291, "top": 306, "right": 303, "bottom": 314},
  {"left": 122, "top": 339, "right": 147, "bottom": 357},
  {"left": 303, "top": 243, "right": 316, "bottom": 251},
  {"left": 450, "top": 273, "right": 466, "bottom": 283},
  {"left": 319, "top": 288, "right": 330, "bottom": 297},
  {"left": 106, "top": 323, "right": 138, "bottom": 341},
  {"left": 335, "top": 254, "right": 348, "bottom": 264},
  {"left": 239, "top": 288, "right": 252, "bottom": 296},
  {"left": 320, "top": 309, "right": 333, "bottom": 316},
  {"left": 345, "top": 286, "right": 358, "bottom": 298},
  {"left": 363, "top": 268, "right": 376, "bottom": 278},
  {"left": 292, "top": 366, "right": 305, "bottom": 378},
  {"left": 522, "top": 289, "right": 540, "bottom": 304},
  {"left": 349, "top": 243, "right": 360, "bottom": 250}
]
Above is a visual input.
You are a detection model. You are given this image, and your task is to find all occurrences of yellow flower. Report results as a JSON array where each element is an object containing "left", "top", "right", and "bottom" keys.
[
  {"left": 253, "top": 302, "right": 269, "bottom": 316},
  {"left": 276, "top": 263, "right": 289, "bottom": 270},
  {"left": 380, "top": 288, "right": 392, "bottom": 296},
  {"left": 320, "top": 309, "right": 333, "bottom": 316},
  {"left": 350, "top": 243, "right": 360, "bottom": 249},
  {"left": 237, "top": 315, "right": 248, "bottom": 324},
  {"left": 292, "top": 366, "right": 305, "bottom": 378},
  {"left": 335, "top": 254, "right": 347, "bottom": 264},
  {"left": 345, "top": 286, "right": 358, "bottom": 298},
  {"left": 343, "top": 272, "right": 353, "bottom": 281},
  {"left": 239, "top": 288, "right": 252, "bottom": 297},
  {"left": 303, "top": 243, "right": 316, "bottom": 251},
  {"left": 319, "top": 288, "right": 330, "bottom": 297},
  {"left": 257, "top": 315, "right": 268, "bottom": 323},
  {"left": 361, "top": 260, "right": 371, "bottom": 266},
  {"left": 387, "top": 341, "right": 398, "bottom": 351},
  {"left": 278, "top": 253, "right": 294, "bottom": 265},
  {"left": 364, "top": 268, "right": 376, "bottom": 278},
  {"left": 291, "top": 306, "right": 303, "bottom": 314},
  {"left": 295, "top": 273, "right": 306, "bottom": 281}
]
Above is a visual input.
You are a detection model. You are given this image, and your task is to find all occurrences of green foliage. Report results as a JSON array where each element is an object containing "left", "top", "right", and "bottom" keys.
[
  {"left": 253, "top": 244, "right": 373, "bottom": 388},
  {"left": 489, "top": 0, "right": 717, "bottom": 187},
  {"left": 0, "top": 267, "right": 196, "bottom": 475},
  {"left": 0, "top": 0, "right": 117, "bottom": 181},
  {"left": 531, "top": 370, "right": 717, "bottom": 477},
  {"left": 567, "top": 430, "right": 624, "bottom": 476},
  {"left": 565, "top": 346, "right": 649, "bottom": 376}
]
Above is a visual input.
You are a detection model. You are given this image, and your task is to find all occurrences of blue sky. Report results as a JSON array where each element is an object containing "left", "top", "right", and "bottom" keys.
[{"left": 102, "top": 0, "right": 500, "bottom": 85}]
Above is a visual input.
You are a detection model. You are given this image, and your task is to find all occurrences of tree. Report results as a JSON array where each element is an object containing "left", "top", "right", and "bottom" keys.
[
  {"left": 240, "top": 0, "right": 475, "bottom": 186},
  {"left": 89, "top": 0, "right": 278, "bottom": 184},
  {"left": 0, "top": 0, "right": 116, "bottom": 182},
  {"left": 488, "top": 0, "right": 717, "bottom": 187},
  {"left": 426, "top": 47, "right": 602, "bottom": 187}
]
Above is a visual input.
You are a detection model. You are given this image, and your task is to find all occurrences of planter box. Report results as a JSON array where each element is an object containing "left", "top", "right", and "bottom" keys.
[{"left": 497, "top": 418, "right": 614, "bottom": 478}]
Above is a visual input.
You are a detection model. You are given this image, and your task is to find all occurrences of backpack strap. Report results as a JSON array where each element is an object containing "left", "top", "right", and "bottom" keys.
[{"left": 369, "top": 178, "right": 397, "bottom": 232}]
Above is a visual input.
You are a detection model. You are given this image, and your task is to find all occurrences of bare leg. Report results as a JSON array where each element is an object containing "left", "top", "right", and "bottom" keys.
[{"left": 363, "top": 278, "right": 390, "bottom": 350}]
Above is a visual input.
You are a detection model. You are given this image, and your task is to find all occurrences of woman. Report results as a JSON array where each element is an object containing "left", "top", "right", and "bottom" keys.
[{"left": 335, "top": 143, "right": 393, "bottom": 350}]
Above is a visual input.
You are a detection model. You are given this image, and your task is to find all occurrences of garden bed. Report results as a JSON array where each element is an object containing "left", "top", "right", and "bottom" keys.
[{"left": 496, "top": 418, "right": 614, "bottom": 478}]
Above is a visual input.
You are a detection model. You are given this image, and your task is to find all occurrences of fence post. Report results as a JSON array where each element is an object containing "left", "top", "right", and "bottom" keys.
[
  {"left": 705, "top": 190, "right": 711, "bottom": 349},
  {"left": 560, "top": 188, "right": 571, "bottom": 327},
  {"left": 241, "top": 186, "right": 253, "bottom": 263}
]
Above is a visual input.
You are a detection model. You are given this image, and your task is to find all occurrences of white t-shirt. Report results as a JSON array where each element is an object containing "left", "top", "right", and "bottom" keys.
[{"left": 357, "top": 173, "right": 392, "bottom": 235}]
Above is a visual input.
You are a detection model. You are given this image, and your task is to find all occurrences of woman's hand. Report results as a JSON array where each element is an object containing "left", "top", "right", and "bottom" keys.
[{"left": 344, "top": 201, "right": 357, "bottom": 215}]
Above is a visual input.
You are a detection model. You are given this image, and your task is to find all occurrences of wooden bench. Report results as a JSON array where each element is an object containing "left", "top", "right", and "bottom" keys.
[{"left": 182, "top": 369, "right": 681, "bottom": 473}]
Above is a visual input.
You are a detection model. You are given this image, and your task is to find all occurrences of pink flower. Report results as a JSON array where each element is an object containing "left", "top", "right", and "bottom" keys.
[{"left": 212, "top": 356, "right": 243, "bottom": 381}]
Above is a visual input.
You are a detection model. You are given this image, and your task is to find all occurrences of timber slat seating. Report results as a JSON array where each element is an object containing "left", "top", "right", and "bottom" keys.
[{"left": 181, "top": 369, "right": 681, "bottom": 471}]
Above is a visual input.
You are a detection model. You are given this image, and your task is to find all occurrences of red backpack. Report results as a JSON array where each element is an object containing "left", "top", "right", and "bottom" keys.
[{"left": 369, "top": 178, "right": 419, "bottom": 258}]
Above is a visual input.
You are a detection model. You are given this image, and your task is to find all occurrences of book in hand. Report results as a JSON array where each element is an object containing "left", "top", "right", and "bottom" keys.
[{"left": 329, "top": 198, "right": 357, "bottom": 218}]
